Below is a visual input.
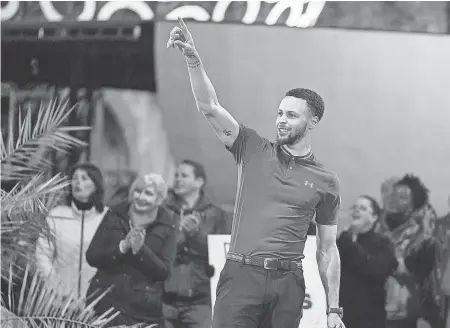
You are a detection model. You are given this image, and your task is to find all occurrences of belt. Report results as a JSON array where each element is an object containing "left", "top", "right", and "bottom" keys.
[{"left": 226, "top": 252, "right": 302, "bottom": 271}]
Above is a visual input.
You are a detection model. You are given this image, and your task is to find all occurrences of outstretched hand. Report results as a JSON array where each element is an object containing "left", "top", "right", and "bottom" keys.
[{"left": 167, "top": 17, "right": 198, "bottom": 59}]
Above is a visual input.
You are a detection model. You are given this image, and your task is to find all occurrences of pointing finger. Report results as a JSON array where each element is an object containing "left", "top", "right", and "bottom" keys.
[{"left": 178, "top": 17, "right": 188, "bottom": 33}]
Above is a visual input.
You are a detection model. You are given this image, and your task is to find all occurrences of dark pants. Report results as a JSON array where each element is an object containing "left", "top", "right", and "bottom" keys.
[
  {"left": 212, "top": 260, "right": 305, "bottom": 328},
  {"left": 164, "top": 302, "right": 212, "bottom": 328},
  {"left": 385, "top": 318, "right": 418, "bottom": 328}
]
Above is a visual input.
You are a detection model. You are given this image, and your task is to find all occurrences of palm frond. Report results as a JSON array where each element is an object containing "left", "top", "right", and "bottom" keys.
[
  {"left": 1, "top": 265, "right": 119, "bottom": 328},
  {"left": 1, "top": 214, "right": 53, "bottom": 263},
  {"left": 1, "top": 98, "right": 90, "bottom": 182},
  {"left": 0, "top": 94, "right": 129, "bottom": 327},
  {"left": 1, "top": 173, "right": 68, "bottom": 216},
  {"left": 0, "top": 173, "right": 67, "bottom": 281}
]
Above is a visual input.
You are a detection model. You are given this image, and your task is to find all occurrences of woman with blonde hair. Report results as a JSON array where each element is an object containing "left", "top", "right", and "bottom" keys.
[{"left": 86, "top": 173, "right": 177, "bottom": 327}]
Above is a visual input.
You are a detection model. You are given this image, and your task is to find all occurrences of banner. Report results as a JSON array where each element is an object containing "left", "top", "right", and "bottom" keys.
[
  {"left": 207, "top": 235, "right": 327, "bottom": 328},
  {"left": 1, "top": 1, "right": 448, "bottom": 34}
]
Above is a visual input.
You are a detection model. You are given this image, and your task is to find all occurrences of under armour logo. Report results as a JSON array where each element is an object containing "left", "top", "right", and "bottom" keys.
[{"left": 305, "top": 181, "right": 314, "bottom": 188}]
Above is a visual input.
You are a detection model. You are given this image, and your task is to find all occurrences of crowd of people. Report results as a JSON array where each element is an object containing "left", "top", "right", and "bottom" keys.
[
  {"left": 34, "top": 160, "right": 230, "bottom": 328},
  {"left": 3, "top": 17, "right": 448, "bottom": 328},
  {"left": 28, "top": 159, "right": 449, "bottom": 328},
  {"left": 338, "top": 176, "right": 450, "bottom": 328}
]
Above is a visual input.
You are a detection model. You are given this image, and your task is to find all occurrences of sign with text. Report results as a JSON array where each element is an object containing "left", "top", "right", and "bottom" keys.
[
  {"left": 207, "top": 235, "right": 327, "bottom": 328},
  {"left": 1, "top": 1, "right": 447, "bottom": 34}
]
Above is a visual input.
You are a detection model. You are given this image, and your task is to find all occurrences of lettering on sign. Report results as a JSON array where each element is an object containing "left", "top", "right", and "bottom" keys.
[
  {"left": 303, "top": 293, "right": 312, "bottom": 309},
  {"left": 223, "top": 242, "right": 230, "bottom": 257},
  {"left": 1, "top": 1, "right": 325, "bottom": 29}
]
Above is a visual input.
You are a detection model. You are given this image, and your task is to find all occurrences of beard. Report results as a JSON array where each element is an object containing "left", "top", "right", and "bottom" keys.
[{"left": 276, "top": 126, "right": 307, "bottom": 145}]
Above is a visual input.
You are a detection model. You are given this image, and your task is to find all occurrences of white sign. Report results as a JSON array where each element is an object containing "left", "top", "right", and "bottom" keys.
[{"left": 208, "top": 235, "right": 327, "bottom": 328}]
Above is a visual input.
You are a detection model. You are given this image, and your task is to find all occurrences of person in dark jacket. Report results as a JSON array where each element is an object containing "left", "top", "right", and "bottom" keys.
[
  {"left": 377, "top": 174, "right": 438, "bottom": 328},
  {"left": 435, "top": 197, "right": 450, "bottom": 328},
  {"left": 338, "top": 195, "right": 398, "bottom": 328},
  {"left": 163, "top": 160, "right": 230, "bottom": 328},
  {"left": 86, "top": 173, "right": 177, "bottom": 328}
]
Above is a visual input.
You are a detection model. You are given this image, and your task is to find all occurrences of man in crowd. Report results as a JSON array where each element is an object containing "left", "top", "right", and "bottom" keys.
[{"left": 163, "top": 159, "right": 230, "bottom": 328}]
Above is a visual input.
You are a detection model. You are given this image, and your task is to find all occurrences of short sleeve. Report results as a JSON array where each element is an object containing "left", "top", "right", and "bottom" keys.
[
  {"left": 316, "top": 175, "right": 341, "bottom": 226},
  {"left": 226, "top": 124, "right": 264, "bottom": 166}
]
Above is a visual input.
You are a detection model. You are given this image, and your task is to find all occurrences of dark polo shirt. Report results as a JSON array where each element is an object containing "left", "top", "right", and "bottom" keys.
[{"left": 226, "top": 124, "right": 341, "bottom": 261}]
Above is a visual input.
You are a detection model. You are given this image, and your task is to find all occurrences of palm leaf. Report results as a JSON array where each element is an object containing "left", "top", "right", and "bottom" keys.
[
  {"left": 1, "top": 210, "right": 55, "bottom": 280},
  {"left": 1, "top": 172, "right": 68, "bottom": 281},
  {"left": 0, "top": 94, "right": 131, "bottom": 327},
  {"left": 1, "top": 173, "right": 68, "bottom": 216},
  {"left": 1, "top": 98, "right": 90, "bottom": 182},
  {"left": 1, "top": 265, "right": 119, "bottom": 328},
  {"left": 1, "top": 95, "right": 88, "bottom": 292}
]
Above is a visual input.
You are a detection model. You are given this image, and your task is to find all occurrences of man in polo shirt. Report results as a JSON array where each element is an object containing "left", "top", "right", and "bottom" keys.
[{"left": 167, "top": 18, "right": 345, "bottom": 328}]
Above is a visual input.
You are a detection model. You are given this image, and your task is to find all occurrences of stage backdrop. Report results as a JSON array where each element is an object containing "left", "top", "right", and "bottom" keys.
[
  {"left": 1, "top": 1, "right": 448, "bottom": 34},
  {"left": 155, "top": 21, "right": 450, "bottom": 218},
  {"left": 208, "top": 235, "right": 326, "bottom": 328}
]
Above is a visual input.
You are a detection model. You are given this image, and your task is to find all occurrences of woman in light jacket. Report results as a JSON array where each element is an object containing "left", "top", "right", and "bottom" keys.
[{"left": 35, "top": 163, "right": 108, "bottom": 299}]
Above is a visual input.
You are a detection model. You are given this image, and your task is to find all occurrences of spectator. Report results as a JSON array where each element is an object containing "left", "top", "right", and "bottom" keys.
[
  {"left": 376, "top": 174, "right": 438, "bottom": 328},
  {"left": 163, "top": 160, "right": 230, "bottom": 328},
  {"left": 86, "top": 173, "right": 176, "bottom": 328},
  {"left": 35, "top": 163, "right": 108, "bottom": 299},
  {"left": 435, "top": 195, "right": 450, "bottom": 328},
  {"left": 338, "top": 195, "right": 398, "bottom": 328},
  {"left": 381, "top": 176, "right": 400, "bottom": 212}
]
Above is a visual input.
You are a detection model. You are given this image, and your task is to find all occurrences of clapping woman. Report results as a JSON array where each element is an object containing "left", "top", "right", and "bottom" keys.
[{"left": 86, "top": 173, "right": 177, "bottom": 327}]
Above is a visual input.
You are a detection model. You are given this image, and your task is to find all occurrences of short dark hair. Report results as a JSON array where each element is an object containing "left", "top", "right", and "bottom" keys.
[
  {"left": 180, "top": 159, "right": 207, "bottom": 186},
  {"left": 360, "top": 195, "right": 381, "bottom": 218},
  {"left": 395, "top": 174, "right": 429, "bottom": 210},
  {"left": 285, "top": 88, "right": 325, "bottom": 121}
]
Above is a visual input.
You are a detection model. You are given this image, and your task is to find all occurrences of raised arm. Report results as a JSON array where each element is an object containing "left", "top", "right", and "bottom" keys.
[{"left": 167, "top": 18, "right": 239, "bottom": 147}]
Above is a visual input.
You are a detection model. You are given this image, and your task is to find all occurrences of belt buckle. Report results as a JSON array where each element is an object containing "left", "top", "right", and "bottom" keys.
[{"left": 263, "top": 258, "right": 278, "bottom": 270}]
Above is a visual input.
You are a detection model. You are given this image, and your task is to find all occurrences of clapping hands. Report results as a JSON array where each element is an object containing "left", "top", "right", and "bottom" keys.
[
  {"left": 180, "top": 213, "right": 201, "bottom": 235},
  {"left": 120, "top": 228, "right": 146, "bottom": 255}
]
